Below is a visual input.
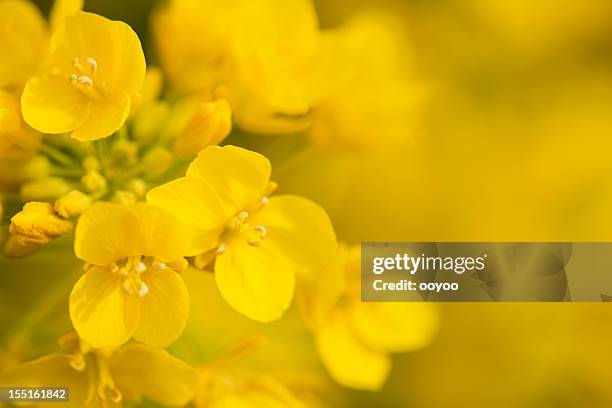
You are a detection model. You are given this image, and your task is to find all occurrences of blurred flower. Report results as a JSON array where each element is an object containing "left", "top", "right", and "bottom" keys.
[
  {"left": 308, "top": 11, "right": 425, "bottom": 151},
  {"left": 0, "top": 332, "right": 197, "bottom": 407},
  {"left": 147, "top": 145, "right": 337, "bottom": 322},
  {"left": 70, "top": 202, "right": 191, "bottom": 348},
  {"left": 299, "top": 244, "right": 438, "bottom": 390},
  {"left": 152, "top": 0, "right": 321, "bottom": 134},
  {"left": 0, "top": 0, "right": 48, "bottom": 91},
  {"left": 171, "top": 98, "right": 232, "bottom": 159},
  {"left": 0, "top": 90, "right": 40, "bottom": 159},
  {"left": 21, "top": 11, "right": 145, "bottom": 141},
  {"left": 19, "top": 176, "right": 71, "bottom": 201}
]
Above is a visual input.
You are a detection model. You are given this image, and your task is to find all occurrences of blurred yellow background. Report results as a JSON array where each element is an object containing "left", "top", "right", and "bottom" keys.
[{"left": 3, "top": 0, "right": 612, "bottom": 406}]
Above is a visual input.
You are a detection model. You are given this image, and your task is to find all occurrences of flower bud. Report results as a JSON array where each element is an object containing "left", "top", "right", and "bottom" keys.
[
  {"left": 82, "top": 155, "right": 100, "bottom": 171},
  {"left": 173, "top": 98, "right": 232, "bottom": 159},
  {"left": 142, "top": 147, "right": 174, "bottom": 179},
  {"left": 111, "top": 139, "right": 139, "bottom": 165},
  {"left": 54, "top": 190, "right": 92, "bottom": 219},
  {"left": 7, "top": 202, "right": 73, "bottom": 251},
  {"left": 112, "top": 190, "right": 137, "bottom": 206},
  {"left": 19, "top": 177, "right": 71, "bottom": 202},
  {"left": 126, "top": 178, "right": 147, "bottom": 198},
  {"left": 81, "top": 169, "right": 107, "bottom": 192}
]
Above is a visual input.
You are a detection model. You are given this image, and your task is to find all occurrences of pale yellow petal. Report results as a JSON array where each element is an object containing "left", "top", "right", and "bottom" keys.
[
  {"left": 69, "top": 266, "right": 141, "bottom": 348},
  {"left": 111, "top": 344, "right": 197, "bottom": 406},
  {"left": 49, "top": 0, "right": 83, "bottom": 31},
  {"left": 315, "top": 309, "right": 390, "bottom": 391},
  {"left": 74, "top": 202, "right": 139, "bottom": 266},
  {"left": 21, "top": 73, "right": 90, "bottom": 134},
  {"left": 215, "top": 239, "right": 295, "bottom": 322},
  {"left": 133, "top": 268, "right": 190, "bottom": 348},
  {"left": 252, "top": 195, "right": 337, "bottom": 277},
  {"left": 186, "top": 145, "right": 271, "bottom": 213},
  {"left": 70, "top": 95, "right": 131, "bottom": 141},
  {"left": 147, "top": 177, "right": 228, "bottom": 256},
  {"left": 349, "top": 302, "right": 439, "bottom": 353}
]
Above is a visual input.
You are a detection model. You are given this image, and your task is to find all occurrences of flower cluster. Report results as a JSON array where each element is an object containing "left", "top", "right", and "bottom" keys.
[{"left": 0, "top": 0, "right": 435, "bottom": 406}]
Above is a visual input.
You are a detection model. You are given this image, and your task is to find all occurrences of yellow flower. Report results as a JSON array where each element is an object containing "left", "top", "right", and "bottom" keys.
[
  {"left": 308, "top": 12, "right": 425, "bottom": 150},
  {"left": 0, "top": 332, "right": 197, "bottom": 408},
  {"left": 0, "top": 0, "right": 48, "bottom": 91},
  {"left": 152, "top": 0, "right": 320, "bottom": 134},
  {"left": 147, "top": 145, "right": 337, "bottom": 322},
  {"left": 171, "top": 97, "right": 232, "bottom": 159},
  {"left": 298, "top": 244, "right": 439, "bottom": 390},
  {"left": 70, "top": 202, "right": 191, "bottom": 348},
  {"left": 0, "top": 90, "right": 40, "bottom": 159},
  {"left": 21, "top": 11, "right": 146, "bottom": 141}
]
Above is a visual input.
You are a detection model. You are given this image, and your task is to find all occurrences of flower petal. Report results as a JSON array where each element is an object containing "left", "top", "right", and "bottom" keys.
[
  {"left": 74, "top": 202, "right": 139, "bottom": 266},
  {"left": 215, "top": 239, "right": 295, "bottom": 322},
  {"left": 111, "top": 344, "right": 197, "bottom": 407},
  {"left": 70, "top": 95, "right": 131, "bottom": 141},
  {"left": 127, "top": 202, "right": 191, "bottom": 262},
  {"left": 315, "top": 309, "right": 390, "bottom": 391},
  {"left": 133, "top": 268, "right": 190, "bottom": 348},
  {"left": 252, "top": 195, "right": 337, "bottom": 277},
  {"left": 21, "top": 73, "right": 90, "bottom": 134},
  {"left": 186, "top": 145, "right": 272, "bottom": 214},
  {"left": 147, "top": 177, "right": 228, "bottom": 256},
  {"left": 69, "top": 266, "right": 140, "bottom": 348},
  {"left": 349, "top": 302, "right": 439, "bottom": 353}
]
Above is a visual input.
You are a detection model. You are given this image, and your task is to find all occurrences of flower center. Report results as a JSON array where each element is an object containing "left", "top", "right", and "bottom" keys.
[
  {"left": 225, "top": 210, "right": 267, "bottom": 249},
  {"left": 69, "top": 57, "right": 108, "bottom": 101}
]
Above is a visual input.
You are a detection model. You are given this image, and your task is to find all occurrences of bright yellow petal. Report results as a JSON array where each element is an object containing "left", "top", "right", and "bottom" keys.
[
  {"left": 21, "top": 73, "right": 90, "bottom": 134},
  {"left": 0, "top": 0, "right": 48, "bottom": 89},
  {"left": 51, "top": 11, "right": 145, "bottom": 96},
  {"left": 0, "top": 354, "right": 88, "bottom": 408},
  {"left": 127, "top": 202, "right": 191, "bottom": 262},
  {"left": 133, "top": 268, "right": 190, "bottom": 347},
  {"left": 252, "top": 195, "right": 337, "bottom": 277},
  {"left": 349, "top": 302, "right": 439, "bottom": 353},
  {"left": 147, "top": 177, "right": 228, "bottom": 256},
  {"left": 111, "top": 344, "right": 197, "bottom": 406},
  {"left": 74, "top": 202, "right": 139, "bottom": 266},
  {"left": 70, "top": 95, "right": 131, "bottom": 141},
  {"left": 186, "top": 145, "right": 272, "bottom": 213},
  {"left": 315, "top": 309, "right": 390, "bottom": 391},
  {"left": 215, "top": 239, "right": 295, "bottom": 322},
  {"left": 49, "top": 0, "right": 83, "bottom": 31},
  {"left": 69, "top": 266, "right": 141, "bottom": 348}
]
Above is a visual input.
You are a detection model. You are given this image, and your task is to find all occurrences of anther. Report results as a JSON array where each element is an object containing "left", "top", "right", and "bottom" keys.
[
  {"left": 78, "top": 76, "right": 93, "bottom": 86},
  {"left": 254, "top": 225, "right": 267, "bottom": 238},
  {"left": 217, "top": 243, "right": 227, "bottom": 254},
  {"left": 70, "top": 74, "right": 77, "bottom": 83},
  {"left": 261, "top": 196, "right": 269, "bottom": 205},
  {"left": 137, "top": 281, "right": 149, "bottom": 298},
  {"left": 135, "top": 261, "right": 147, "bottom": 273},
  {"left": 238, "top": 211, "right": 248, "bottom": 220},
  {"left": 85, "top": 57, "right": 98, "bottom": 73}
]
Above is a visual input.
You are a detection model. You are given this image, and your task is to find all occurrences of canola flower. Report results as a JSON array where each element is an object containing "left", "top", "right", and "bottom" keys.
[
  {"left": 70, "top": 202, "right": 191, "bottom": 348},
  {"left": 147, "top": 145, "right": 337, "bottom": 322},
  {"left": 21, "top": 11, "right": 145, "bottom": 141},
  {"left": 299, "top": 244, "right": 439, "bottom": 390}
]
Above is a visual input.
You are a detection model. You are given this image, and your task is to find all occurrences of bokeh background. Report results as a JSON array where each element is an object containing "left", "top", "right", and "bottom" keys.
[{"left": 3, "top": 0, "right": 612, "bottom": 406}]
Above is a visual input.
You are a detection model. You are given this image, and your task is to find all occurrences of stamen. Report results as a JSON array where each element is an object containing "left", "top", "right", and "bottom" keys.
[
  {"left": 217, "top": 243, "right": 227, "bottom": 254},
  {"left": 78, "top": 76, "right": 93, "bottom": 86},
  {"left": 254, "top": 225, "right": 267, "bottom": 238},
  {"left": 261, "top": 196, "right": 269, "bottom": 205},
  {"left": 70, "top": 74, "right": 77, "bottom": 83},
  {"left": 135, "top": 261, "right": 147, "bottom": 273},
  {"left": 85, "top": 57, "right": 98, "bottom": 73},
  {"left": 152, "top": 258, "right": 166, "bottom": 270},
  {"left": 137, "top": 281, "right": 149, "bottom": 298}
]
